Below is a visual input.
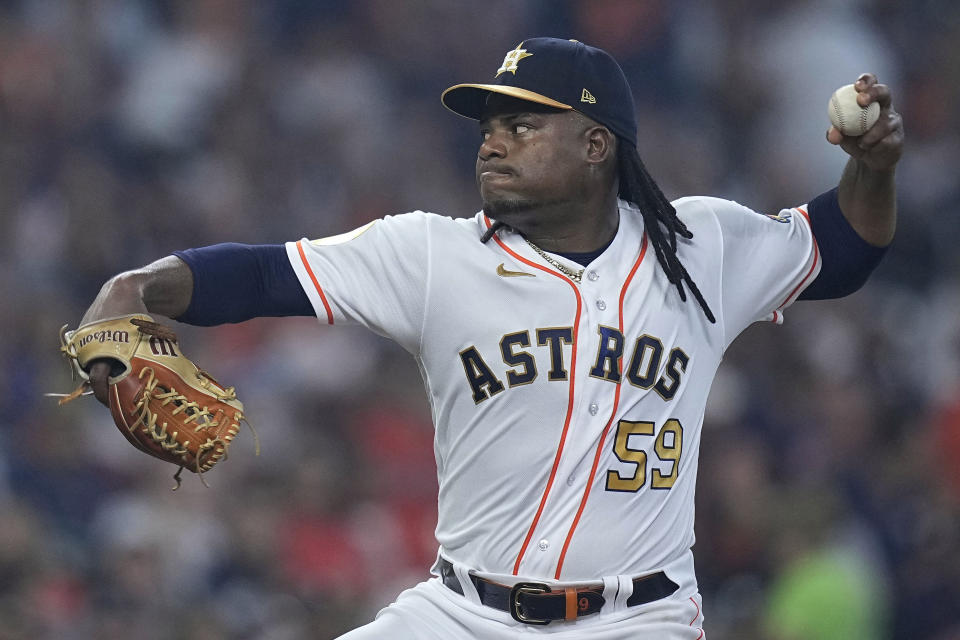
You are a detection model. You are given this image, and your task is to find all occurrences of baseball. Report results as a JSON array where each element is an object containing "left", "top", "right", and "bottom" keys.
[{"left": 828, "top": 83, "right": 880, "bottom": 137}]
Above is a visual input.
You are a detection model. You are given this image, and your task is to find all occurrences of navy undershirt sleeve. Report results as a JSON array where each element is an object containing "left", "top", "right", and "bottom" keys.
[
  {"left": 173, "top": 243, "right": 313, "bottom": 326},
  {"left": 797, "top": 187, "right": 889, "bottom": 300}
]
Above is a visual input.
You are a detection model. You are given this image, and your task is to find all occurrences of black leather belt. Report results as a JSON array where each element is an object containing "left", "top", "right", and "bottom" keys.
[{"left": 438, "top": 558, "right": 678, "bottom": 625}]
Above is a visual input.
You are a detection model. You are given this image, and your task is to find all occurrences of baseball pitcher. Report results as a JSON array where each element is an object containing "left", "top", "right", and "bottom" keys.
[{"left": 64, "top": 38, "right": 902, "bottom": 638}]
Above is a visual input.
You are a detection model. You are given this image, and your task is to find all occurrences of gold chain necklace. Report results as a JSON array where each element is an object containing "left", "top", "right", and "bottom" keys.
[{"left": 525, "top": 239, "right": 584, "bottom": 283}]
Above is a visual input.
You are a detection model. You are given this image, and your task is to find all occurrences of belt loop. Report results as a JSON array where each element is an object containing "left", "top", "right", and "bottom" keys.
[
  {"left": 453, "top": 563, "right": 482, "bottom": 606},
  {"left": 615, "top": 575, "right": 634, "bottom": 610},
  {"left": 601, "top": 575, "right": 620, "bottom": 614}
]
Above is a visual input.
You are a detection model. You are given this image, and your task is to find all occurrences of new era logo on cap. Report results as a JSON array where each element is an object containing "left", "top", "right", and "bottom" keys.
[{"left": 441, "top": 37, "right": 638, "bottom": 147}]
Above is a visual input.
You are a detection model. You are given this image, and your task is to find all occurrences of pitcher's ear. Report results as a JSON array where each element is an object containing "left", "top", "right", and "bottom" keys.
[{"left": 586, "top": 126, "right": 615, "bottom": 165}]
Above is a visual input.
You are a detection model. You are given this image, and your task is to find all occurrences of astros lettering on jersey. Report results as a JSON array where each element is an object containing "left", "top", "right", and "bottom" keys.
[{"left": 286, "top": 195, "right": 820, "bottom": 596}]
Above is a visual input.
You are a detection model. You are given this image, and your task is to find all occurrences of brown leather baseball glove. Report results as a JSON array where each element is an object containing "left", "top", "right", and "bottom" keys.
[{"left": 56, "top": 314, "right": 256, "bottom": 489}]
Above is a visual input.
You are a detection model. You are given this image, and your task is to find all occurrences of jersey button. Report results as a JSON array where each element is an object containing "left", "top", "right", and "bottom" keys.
[
  {"left": 538, "top": 539, "right": 549, "bottom": 551},
  {"left": 589, "top": 402, "right": 599, "bottom": 416},
  {"left": 567, "top": 474, "right": 576, "bottom": 486},
  {"left": 587, "top": 270, "right": 599, "bottom": 281},
  {"left": 596, "top": 299, "right": 607, "bottom": 311}
]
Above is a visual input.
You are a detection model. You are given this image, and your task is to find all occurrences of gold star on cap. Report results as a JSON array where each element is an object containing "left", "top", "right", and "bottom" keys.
[{"left": 496, "top": 42, "right": 533, "bottom": 77}]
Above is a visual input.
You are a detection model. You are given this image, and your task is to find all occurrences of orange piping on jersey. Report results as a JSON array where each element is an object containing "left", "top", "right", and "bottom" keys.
[
  {"left": 775, "top": 207, "right": 820, "bottom": 314},
  {"left": 553, "top": 233, "right": 648, "bottom": 579},
  {"left": 483, "top": 216, "right": 583, "bottom": 576},
  {"left": 296, "top": 240, "right": 334, "bottom": 325}
]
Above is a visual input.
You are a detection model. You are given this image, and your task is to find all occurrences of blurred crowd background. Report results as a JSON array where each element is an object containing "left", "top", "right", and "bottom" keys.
[{"left": 1, "top": 0, "right": 958, "bottom": 638}]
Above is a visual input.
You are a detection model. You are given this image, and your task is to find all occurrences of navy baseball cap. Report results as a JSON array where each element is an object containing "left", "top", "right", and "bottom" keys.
[{"left": 442, "top": 37, "right": 638, "bottom": 147}]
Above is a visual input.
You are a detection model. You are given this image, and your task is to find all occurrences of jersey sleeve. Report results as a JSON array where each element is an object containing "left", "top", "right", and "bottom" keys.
[
  {"left": 707, "top": 197, "right": 821, "bottom": 344},
  {"left": 285, "top": 212, "right": 431, "bottom": 354}
]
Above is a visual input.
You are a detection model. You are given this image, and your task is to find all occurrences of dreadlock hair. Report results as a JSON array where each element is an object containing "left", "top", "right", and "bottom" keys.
[
  {"left": 480, "top": 218, "right": 508, "bottom": 244},
  {"left": 617, "top": 142, "right": 715, "bottom": 323},
  {"left": 478, "top": 136, "right": 715, "bottom": 324}
]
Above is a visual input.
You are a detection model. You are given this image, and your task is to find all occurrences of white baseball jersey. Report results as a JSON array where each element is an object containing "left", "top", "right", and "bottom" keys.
[{"left": 285, "top": 197, "right": 819, "bottom": 594}]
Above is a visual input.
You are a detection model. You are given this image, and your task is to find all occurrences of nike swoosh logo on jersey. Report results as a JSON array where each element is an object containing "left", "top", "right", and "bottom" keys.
[{"left": 496, "top": 263, "right": 535, "bottom": 278}]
